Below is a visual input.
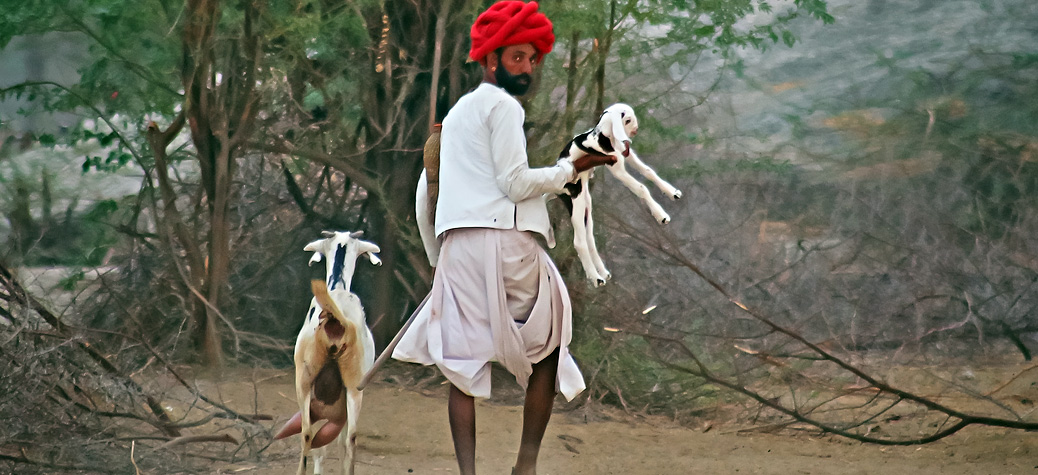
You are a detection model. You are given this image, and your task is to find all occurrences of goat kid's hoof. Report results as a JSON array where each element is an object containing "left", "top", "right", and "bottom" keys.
[
  {"left": 594, "top": 278, "right": 607, "bottom": 287},
  {"left": 658, "top": 215, "right": 671, "bottom": 225},
  {"left": 671, "top": 190, "right": 683, "bottom": 200}
]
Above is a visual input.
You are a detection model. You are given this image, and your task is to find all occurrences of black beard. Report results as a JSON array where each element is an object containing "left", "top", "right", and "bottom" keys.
[{"left": 495, "top": 66, "right": 532, "bottom": 96}]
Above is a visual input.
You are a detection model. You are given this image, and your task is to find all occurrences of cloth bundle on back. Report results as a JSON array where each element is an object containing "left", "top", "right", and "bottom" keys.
[{"left": 422, "top": 124, "right": 441, "bottom": 222}]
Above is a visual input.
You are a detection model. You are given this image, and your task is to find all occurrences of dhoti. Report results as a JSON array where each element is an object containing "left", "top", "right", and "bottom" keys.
[{"left": 392, "top": 227, "right": 586, "bottom": 401}]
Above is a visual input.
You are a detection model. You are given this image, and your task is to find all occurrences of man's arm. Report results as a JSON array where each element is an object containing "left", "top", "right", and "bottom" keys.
[
  {"left": 490, "top": 100, "right": 617, "bottom": 200},
  {"left": 490, "top": 100, "right": 576, "bottom": 202}
]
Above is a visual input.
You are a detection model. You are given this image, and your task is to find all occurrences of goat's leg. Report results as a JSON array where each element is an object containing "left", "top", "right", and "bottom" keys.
[
  {"left": 342, "top": 388, "right": 363, "bottom": 475},
  {"left": 312, "top": 445, "right": 327, "bottom": 475},
  {"left": 626, "top": 150, "right": 682, "bottom": 200},
  {"left": 607, "top": 159, "right": 671, "bottom": 224},
  {"left": 582, "top": 187, "right": 611, "bottom": 282},
  {"left": 297, "top": 395, "right": 313, "bottom": 475},
  {"left": 569, "top": 176, "right": 606, "bottom": 286}
]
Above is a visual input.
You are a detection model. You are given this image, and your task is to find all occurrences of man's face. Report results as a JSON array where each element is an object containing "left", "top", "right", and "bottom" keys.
[{"left": 492, "top": 44, "right": 538, "bottom": 96}]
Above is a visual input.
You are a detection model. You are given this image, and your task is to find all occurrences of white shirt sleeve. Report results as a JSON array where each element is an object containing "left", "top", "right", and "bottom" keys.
[{"left": 490, "top": 99, "right": 574, "bottom": 202}]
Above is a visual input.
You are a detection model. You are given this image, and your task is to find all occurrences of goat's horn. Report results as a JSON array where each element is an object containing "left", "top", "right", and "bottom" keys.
[
  {"left": 349, "top": 231, "right": 364, "bottom": 238},
  {"left": 321, "top": 230, "right": 336, "bottom": 237}
]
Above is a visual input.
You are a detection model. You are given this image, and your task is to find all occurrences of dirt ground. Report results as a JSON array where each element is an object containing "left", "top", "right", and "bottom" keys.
[{"left": 176, "top": 364, "right": 1038, "bottom": 475}]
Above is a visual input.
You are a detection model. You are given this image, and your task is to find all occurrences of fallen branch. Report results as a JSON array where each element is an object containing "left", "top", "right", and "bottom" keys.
[{"left": 151, "top": 433, "right": 239, "bottom": 451}]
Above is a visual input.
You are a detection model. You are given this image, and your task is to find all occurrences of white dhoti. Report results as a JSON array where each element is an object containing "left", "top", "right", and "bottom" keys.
[{"left": 392, "top": 227, "right": 586, "bottom": 401}]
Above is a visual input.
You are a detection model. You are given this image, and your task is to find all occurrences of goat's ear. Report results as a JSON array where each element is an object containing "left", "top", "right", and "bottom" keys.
[
  {"left": 308, "top": 253, "right": 323, "bottom": 266},
  {"left": 357, "top": 241, "right": 382, "bottom": 266},
  {"left": 367, "top": 253, "right": 382, "bottom": 266},
  {"left": 303, "top": 239, "right": 323, "bottom": 253},
  {"left": 303, "top": 240, "right": 325, "bottom": 266}
]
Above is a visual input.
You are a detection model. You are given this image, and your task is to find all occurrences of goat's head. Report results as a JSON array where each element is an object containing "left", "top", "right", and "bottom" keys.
[
  {"left": 304, "top": 230, "right": 382, "bottom": 292},
  {"left": 604, "top": 103, "right": 639, "bottom": 138}
]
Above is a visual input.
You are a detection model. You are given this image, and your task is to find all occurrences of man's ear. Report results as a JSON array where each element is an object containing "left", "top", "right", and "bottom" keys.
[{"left": 485, "top": 51, "right": 498, "bottom": 70}]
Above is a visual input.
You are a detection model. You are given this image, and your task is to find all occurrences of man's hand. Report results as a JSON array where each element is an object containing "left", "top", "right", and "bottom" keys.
[{"left": 571, "top": 152, "right": 617, "bottom": 173}]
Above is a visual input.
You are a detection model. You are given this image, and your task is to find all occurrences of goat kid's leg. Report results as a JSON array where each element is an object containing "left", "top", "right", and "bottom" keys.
[
  {"left": 569, "top": 180, "right": 607, "bottom": 286},
  {"left": 582, "top": 187, "right": 611, "bottom": 282},
  {"left": 608, "top": 161, "right": 671, "bottom": 224},
  {"left": 341, "top": 389, "right": 363, "bottom": 475},
  {"left": 627, "top": 150, "right": 682, "bottom": 200}
]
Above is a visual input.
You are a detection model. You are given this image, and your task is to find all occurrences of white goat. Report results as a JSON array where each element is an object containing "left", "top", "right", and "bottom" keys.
[
  {"left": 274, "top": 231, "right": 381, "bottom": 475},
  {"left": 558, "top": 103, "right": 682, "bottom": 286}
]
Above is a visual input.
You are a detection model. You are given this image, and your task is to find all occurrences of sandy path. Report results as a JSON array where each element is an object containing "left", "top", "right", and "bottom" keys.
[{"left": 199, "top": 368, "right": 1037, "bottom": 475}]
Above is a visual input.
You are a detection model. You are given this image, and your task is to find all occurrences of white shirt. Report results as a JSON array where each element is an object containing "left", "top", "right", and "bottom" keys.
[{"left": 432, "top": 83, "right": 574, "bottom": 252}]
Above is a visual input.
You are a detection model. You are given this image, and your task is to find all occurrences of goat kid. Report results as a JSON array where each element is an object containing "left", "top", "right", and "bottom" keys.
[
  {"left": 274, "top": 231, "right": 380, "bottom": 475},
  {"left": 558, "top": 103, "right": 682, "bottom": 286}
]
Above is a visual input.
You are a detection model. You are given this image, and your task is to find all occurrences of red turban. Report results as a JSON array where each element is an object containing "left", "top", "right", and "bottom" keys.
[{"left": 469, "top": 1, "right": 555, "bottom": 64}]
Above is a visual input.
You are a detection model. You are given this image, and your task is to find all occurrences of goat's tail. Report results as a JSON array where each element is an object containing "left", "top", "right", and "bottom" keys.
[{"left": 311, "top": 280, "right": 347, "bottom": 322}]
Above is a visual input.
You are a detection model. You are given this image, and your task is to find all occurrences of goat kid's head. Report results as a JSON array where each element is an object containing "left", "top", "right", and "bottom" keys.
[
  {"left": 604, "top": 103, "right": 639, "bottom": 139},
  {"left": 304, "top": 231, "right": 382, "bottom": 292}
]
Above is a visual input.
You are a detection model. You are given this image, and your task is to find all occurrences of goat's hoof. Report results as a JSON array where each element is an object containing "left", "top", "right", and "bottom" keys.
[
  {"left": 659, "top": 216, "right": 671, "bottom": 225},
  {"left": 672, "top": 190, "right": 683, "bottom": 200},
  {"left": 587, "top": 274, "right": 607, "bottom": 287}
]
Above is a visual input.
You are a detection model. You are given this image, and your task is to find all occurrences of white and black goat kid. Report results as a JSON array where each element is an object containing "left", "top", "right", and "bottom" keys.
[
  {"left": 274, "top": 231, "right": 381, "bottom": 475},
  {"left": 557, "top": 103, "right": 682, "bottom": 286}
]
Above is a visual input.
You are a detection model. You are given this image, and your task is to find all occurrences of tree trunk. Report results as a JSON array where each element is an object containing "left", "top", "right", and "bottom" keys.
[
  {"left": 428, "top": 0, "right": 452, "bottom": 132},
  {"left": 594, "top": 1, "right": 617, "bottom": 116}
]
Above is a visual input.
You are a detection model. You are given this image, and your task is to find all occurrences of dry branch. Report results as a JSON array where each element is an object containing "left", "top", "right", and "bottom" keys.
[
  {"left": 0, "top": 261, "right": 181, "bottom": 437},
  {"left": 604, "top": 218, "right": 1038, "bottom": 445}
]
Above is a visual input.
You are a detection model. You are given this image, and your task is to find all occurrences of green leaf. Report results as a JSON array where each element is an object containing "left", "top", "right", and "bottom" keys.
[
  {"left": 693, "top": 25, "right": 716, "bottom": 37},
  {"left": 59, "top": 270, "right": 86, "bottom": 291},
  {"left": 99, "top": 131, "right": 118, "bottom": 146}
]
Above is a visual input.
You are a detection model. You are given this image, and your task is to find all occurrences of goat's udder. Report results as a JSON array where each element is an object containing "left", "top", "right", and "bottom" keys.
[
  {"left": 273, "top": 411, "right": 302, "bottom": 440},
  {"left": 311, "top": 421, "right": 345, "bottom": 448},
  {"left": 272, "top": 411, "right": 345, "bottom": 449}
]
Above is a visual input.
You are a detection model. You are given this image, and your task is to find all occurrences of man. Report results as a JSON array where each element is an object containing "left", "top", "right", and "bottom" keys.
[{"left": 393, "top": 2, "right": 615, "bottom": 474}]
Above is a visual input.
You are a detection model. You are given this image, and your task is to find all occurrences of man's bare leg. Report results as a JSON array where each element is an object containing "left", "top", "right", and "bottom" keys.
[
  {"left": 449, "top": 384, "right": 477, "bottom": 475},
  {"left": 513, "top": 349, "right": 560, "bottom": 475}
]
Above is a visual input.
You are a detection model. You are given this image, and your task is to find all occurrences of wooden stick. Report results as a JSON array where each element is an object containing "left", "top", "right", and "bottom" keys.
[{"left": 357, "top": 293, "right": 430, "bottom": 391}]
